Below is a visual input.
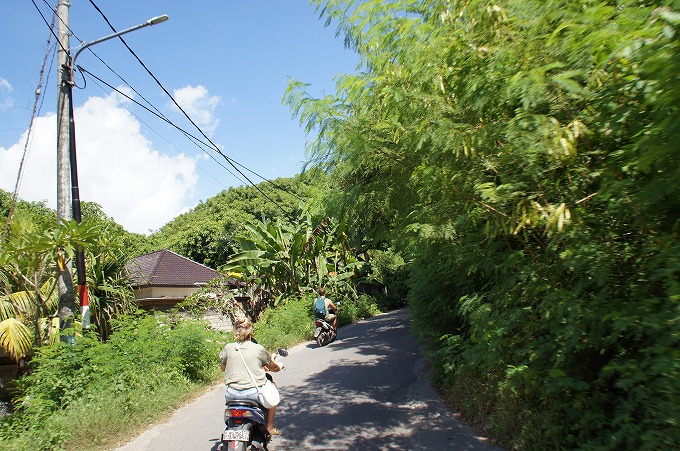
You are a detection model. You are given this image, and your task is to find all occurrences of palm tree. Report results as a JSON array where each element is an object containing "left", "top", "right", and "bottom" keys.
[{"left": 85, "top": 243, "right": 138, "bottom": 340}]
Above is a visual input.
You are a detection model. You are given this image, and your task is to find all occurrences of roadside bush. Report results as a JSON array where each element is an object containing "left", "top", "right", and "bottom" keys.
[
  {"left": 253, "top": 296, "right": 315, "bottom": 351},
  {"left": 249, "top": 293, "right": 381, "bottom": 352},
  {"left": 335, "top": 294, "right": 381, "bottom": 327},
  {"left": 0, "top": 312, "right": 224, "bottom": 450},
  {"left": 368, "top": 249, "right": 409, "bottom": 310}
]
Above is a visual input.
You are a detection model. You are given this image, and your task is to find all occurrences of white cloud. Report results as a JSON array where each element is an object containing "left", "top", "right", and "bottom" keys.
[
  {"left": 0, "top": 90, "right": 198, "bottom": 235},
  {"left": 0, "top": 78, "right": 14, "bottom": 111},
  {"left": 171, "top": 85, "right": 221, "bottom": 135}
]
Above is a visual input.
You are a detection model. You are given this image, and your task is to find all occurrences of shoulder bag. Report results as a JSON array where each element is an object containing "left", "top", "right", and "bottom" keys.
[{"left": 235, "top": 344, "right": 280, "bottom": 409}]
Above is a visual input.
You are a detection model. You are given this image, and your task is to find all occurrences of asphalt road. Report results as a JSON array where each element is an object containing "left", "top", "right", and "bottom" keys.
[{"left": 115, "top": 309, "right": 501, "bottom": 450}]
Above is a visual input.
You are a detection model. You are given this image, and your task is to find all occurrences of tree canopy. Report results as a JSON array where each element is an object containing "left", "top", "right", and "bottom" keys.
[{"left": 286, "top": 0, "right": 679, "bottom": 448}]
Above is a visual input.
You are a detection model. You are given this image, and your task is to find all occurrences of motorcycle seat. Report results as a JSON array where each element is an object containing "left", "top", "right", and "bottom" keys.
[{"left": 227, "top": 399, "right": 260, "bottom": 407}]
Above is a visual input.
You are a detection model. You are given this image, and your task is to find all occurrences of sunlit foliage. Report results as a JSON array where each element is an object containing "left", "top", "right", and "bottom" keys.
[{"left": 287, "top": 0, "right": 679, "bottom": 448}]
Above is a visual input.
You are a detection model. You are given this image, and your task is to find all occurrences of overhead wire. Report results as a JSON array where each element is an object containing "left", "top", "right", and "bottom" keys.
[
  {"left": 31, "top": 0, "right": 247, "bottom": 193},
  {"left": 31, "top": 0, "right": 69, "bottom": 54},
  {"left": 51, "top": 0, "right": 305, "bottom": 207},
  {"left": 84, "top": 71, "right": 240, "bottom": 191},
  {"left": 85, "top": 0, "right": 300, "bottom": 217},
  {"left": 79, "top": 67, "right": 248, "bottom": 186},
  {"left": 30, "top": 0, "right": 306, "bottom": 222},
  {"left": 3, "top": 6, "right": 56, "bottom": 241}
]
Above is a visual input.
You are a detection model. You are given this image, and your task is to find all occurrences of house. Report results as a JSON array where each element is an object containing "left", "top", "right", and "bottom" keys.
[{"left": 126, "top": 249, "right": 218, "bottom": 310}]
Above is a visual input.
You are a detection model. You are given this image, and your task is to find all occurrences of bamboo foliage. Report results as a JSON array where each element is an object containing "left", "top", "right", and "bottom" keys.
[{"left": 288, "top": 0, "right": 679, "bottom": 448}]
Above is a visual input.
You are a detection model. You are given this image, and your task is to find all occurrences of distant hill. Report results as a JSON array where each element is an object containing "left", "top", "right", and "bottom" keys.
[{"left": 145, "top": 174, "right": 318, "bottom": 268}]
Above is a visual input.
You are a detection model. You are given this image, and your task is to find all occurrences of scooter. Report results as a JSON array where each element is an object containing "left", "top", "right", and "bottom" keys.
[
  {"left": 219, "top": 348, "right": 288, "bottom": 451},
  {"left": 314, "top": 305, "right": 338, "bottom": 347}
]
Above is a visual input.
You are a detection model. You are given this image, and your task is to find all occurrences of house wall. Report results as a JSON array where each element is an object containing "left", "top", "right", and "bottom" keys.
[
  {"left": 134, "top": 286, "right": 196, "bottom": 300},
  {"left": 132, "top": 288, "right": 233, "bottom": 332}
]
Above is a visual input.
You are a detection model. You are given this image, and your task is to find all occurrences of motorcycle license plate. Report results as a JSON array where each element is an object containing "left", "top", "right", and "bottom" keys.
[{"left": 222, "top": 429, "right": 250, "bottom": 442}]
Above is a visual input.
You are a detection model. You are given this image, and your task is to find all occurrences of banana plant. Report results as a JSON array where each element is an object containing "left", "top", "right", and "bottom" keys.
[{"left": 222, "top": 212, "right": 369, "bottom": 303}]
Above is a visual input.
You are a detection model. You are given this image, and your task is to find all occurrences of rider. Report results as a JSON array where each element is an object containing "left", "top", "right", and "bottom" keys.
[
  {"left": 314, "top": 288, "right": 338, "bottom": 334},
  {"left": 220, "top": 316, "right": 284, "bottom": 435}
]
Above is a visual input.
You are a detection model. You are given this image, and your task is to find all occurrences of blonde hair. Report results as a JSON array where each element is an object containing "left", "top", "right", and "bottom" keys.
[{"left": 234, "top": 317, "right": 253, "bottom": 343}]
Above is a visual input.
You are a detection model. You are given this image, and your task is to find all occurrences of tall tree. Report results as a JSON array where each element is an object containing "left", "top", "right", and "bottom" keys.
[{"left": 286, "top": 1, "right": 680, "bottom": 448}]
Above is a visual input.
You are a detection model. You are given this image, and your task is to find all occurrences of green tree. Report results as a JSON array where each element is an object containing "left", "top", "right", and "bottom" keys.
[
  {"left": 222, "top": 212, "right": 367, "bottom": 302},
  {"left": 149, "top": 176, "right": 314, "bottom": 267},
  {"left": 287, "top": 0, "right": 680, "bottom": 448}
]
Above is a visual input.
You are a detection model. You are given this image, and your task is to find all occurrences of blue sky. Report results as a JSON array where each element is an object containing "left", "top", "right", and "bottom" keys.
[{"left": 0, "top": 1, "right": 359, "bottom": 234}]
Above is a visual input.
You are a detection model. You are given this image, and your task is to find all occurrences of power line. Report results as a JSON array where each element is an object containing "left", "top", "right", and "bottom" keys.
[
  {"left": 29, "top": 0, "right": 306, "bottom": 218},
  {"left": 30, "top": 0, "right": 69, "bottom": 54},
  {"left": 79, "top": 67, "right": 248, "bottom": 185},
  {"left": 85, "top": 0, "right": 296, "bottom": 216},
  {"left": 84, "top": 72, "right": 241, "bottom": 191},
  {"left": 3, "top": 11, "right": 55, "bottom": 241},
  {"left": 80, "top": 66, "right": 306, "bottom": 205}
]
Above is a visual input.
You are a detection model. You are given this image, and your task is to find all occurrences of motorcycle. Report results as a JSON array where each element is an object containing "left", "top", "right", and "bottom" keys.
[
  {"left": 219, "top": 348, "right": 288, "bottom": 451},
  {"left": 314, "top": 304, "right": 339, "bottom": 347}
]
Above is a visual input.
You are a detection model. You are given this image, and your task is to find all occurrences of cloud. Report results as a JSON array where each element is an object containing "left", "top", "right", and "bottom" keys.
[
  {"left": 0, "top": 78, "right": 14, "bottom": 111},
  {"left": 171, "top": 85, "right": 221, "bottom": 135},
  {"left": 0, "top": 90, "right": 198, "bottom": 235}
]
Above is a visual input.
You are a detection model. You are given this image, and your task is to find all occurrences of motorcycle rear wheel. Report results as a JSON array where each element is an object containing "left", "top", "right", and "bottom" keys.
[
  {"left": 223, "top": 441, "right": 247, "bottom": 451},
  {"left": 316, "top": 332, "right": 331, "bottom": 347}
]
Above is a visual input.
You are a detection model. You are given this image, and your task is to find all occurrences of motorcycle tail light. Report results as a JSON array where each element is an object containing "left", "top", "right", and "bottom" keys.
[
  {"left": 315, "top": 320, "right": 323, "bottom": 326},
  {"left": 225, "top": 408, "right": 252, "bottom": 418}
]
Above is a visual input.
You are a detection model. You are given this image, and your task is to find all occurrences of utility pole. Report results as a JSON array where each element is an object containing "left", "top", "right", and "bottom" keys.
[
  {"left": 56, "top": 0, "right": 75, "bottom": 341},
  {"left": 54, "top": 6, "right": 168, "bottom": 337}
]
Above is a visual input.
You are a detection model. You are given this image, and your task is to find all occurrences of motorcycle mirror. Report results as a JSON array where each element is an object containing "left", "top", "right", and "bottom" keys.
[{"left": 277, "top": 348, "right": 289, "bottom": 357}]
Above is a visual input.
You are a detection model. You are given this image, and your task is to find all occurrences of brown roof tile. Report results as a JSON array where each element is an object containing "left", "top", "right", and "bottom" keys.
[{"left": 126, "top": 249, "right": 218, "bottom": 287}]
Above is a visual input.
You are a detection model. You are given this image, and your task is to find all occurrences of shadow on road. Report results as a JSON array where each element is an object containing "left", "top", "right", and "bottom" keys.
[{"left": 272, "top": 310, "right": 498, "bottom": 450}]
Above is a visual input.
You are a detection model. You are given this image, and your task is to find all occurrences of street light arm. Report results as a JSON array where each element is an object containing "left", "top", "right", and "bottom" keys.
[{"left": 70, "top": 14, "right": 169, "bottom": 81}]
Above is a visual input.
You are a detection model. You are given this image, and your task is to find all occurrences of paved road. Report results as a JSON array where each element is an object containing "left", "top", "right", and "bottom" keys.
[{"left": 116, "top": 309, "right": 501, "bottom": 450}]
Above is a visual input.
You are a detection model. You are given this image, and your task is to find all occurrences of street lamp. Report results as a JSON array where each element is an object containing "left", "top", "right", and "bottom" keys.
[
  {"left": 55, "top": 8, "right": 169, "bottom": 335},
  {"left": 70, "top": 15, "right": 169, "bottom": 82}
]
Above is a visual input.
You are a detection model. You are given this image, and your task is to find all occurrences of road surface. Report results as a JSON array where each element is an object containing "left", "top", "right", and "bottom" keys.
[{"left": 115, "top": 309, "right": 500, "bottom": 450}]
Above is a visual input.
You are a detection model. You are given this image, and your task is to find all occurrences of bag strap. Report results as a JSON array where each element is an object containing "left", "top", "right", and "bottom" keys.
[{"left": 235, "top": 343, "right": 262, "bottom": 396}]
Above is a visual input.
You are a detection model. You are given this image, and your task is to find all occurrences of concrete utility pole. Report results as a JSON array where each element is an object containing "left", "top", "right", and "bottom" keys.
[
  {"left": 54, "top": 5, "right": 169, "bottom": 336},
  {"left": 56, "top": 0, "right": 75, "bottom": 339}
]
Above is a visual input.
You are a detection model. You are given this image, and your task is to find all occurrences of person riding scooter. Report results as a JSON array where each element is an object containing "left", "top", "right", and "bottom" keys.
[
  {"left": 313, "top": 288, "right": 338, "bottom": 337},
  {"left": 219, "top": 317, "right": 284, "bottom": 436}
]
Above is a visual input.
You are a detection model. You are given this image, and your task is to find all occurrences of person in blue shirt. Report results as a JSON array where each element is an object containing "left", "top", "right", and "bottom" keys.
[{"left": 313, "top": 287, "right": 338, "bottom": 333}]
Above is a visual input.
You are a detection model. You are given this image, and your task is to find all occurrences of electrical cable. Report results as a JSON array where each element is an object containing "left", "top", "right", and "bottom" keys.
[
  {"left": 79, "top": 67, "right": 248, "bottom": 185},
  {"left": 85, "top": 0, "right": 296, "bottom": 217},
  {"left": 31, "top": 0, "right": 70, "bottom": 54},
  {"left": 3, "top": 13, "right": 55, "bottom": 242},
  {"left": 80, "top": 66, "right": 306, "bottom": 205},
  {"left": 85, "top": 73, "right": 239, "bottom": 191},
  {"left": 31, "top": 0, "right": 305, "bottom": 220}
]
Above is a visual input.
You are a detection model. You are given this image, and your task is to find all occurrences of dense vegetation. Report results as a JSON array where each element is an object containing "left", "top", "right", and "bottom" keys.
[
  {"left": 0, "top": 315, "right": 224, "bottom": 450},
  {"left": 0, "top": 180, "right": 388, "bottom": 450},
  {"left": 2, "top": 0, "right": 678, "bottom": 449},
  {"left": 284, "top": 0, "right": 679, "bottom": 449},
  {"left": 146, "top": 175, "right": 317, "bottom": 268}
]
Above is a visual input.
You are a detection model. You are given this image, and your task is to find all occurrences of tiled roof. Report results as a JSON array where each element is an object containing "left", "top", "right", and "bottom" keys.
[{"left": 126, "top": 249, "right": 218, "bottom": 287}]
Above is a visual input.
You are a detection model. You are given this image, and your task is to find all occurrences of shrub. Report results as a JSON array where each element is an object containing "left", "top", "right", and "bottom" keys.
[
  {"left": 368, "top": 249, "right": 409, "bottom": 310},
  {"left": 0, "top": 312, "right": 224, "bottom": 450},
  {"left": 335, "top": 294, "right": 382, "bottom": 326},
  {"left": 253, "top": 296, "right": 315, "bottom": 351}
]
